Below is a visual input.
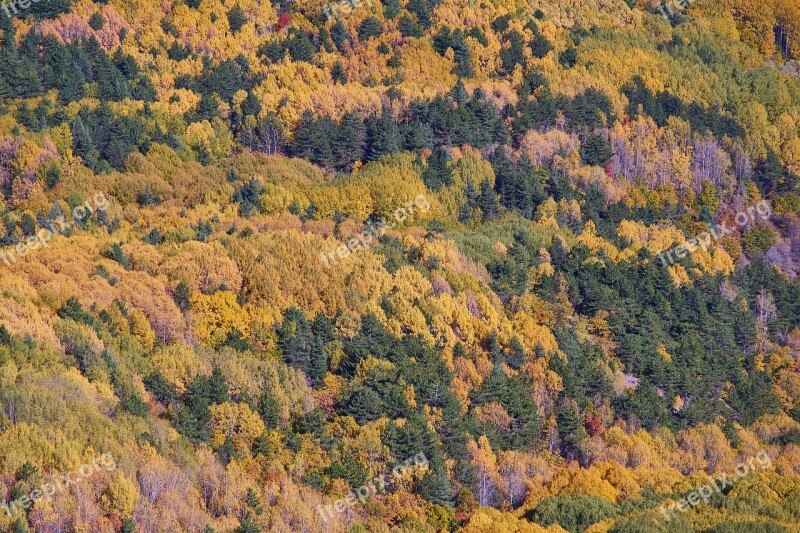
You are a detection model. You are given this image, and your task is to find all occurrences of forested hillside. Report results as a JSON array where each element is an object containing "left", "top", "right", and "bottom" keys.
[{"left": 1, "top": 0, "right": 800, "bottom": 531}]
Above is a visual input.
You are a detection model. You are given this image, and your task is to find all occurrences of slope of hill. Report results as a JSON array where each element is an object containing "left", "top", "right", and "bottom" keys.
[{"left": 1, "top": 0, "right": 800, "bottom": 531}]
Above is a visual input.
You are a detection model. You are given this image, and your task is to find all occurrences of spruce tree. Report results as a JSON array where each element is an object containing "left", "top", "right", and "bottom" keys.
[
  {"left": 308, "top": 337, "right": 328, "bottom": 384},
  {"left": 358, "top": 17, "right": 383, "bottom": 40},
  {"left": 477, "top": 178, "right": 500, "bottom": 220},
  {"left": 407, "top": 0, "right": 431, "bottom": 27},
  {"left": 366, "top": 112, "right": 401, "bottom": 161},
  {"left": 0, "top": 324, "right": 11, "bottom": 345},
  {"left": 556, "top": 401, "right": 585, "bottom": 460},
  {"left": 451, "top": 29, "right": 473, "bottom": 77},
  {"left": 422, "top": 147, "right": 452, "bottom": 191},
  {"left": 756, "top": 148, "right": 784, "bottom": 193},
  {"left": 276, "top": 307, "right": 313, "bottom": 374},
  {"left": 419, "top": 457, "right": 454, "bottom": 506},
  {"left": 257, "top": 390, "right": 281, "bottom": 429},
  {"left": 459, "top": 179, "right": 478, "bottom": 221},
  {"left": 242, "top": 92, "right": 261, "bottom": 117},
  {"left": 71, "top": 116, "right": 97, "bottom": 166},
  {"left": 291, "top": 110, "right": 318, "bottom": 160},
  {"left": 398, "top": 15, "right": 423, "bottom": 38},
  {"left": 384, "top": 0, "right": 401, "bottom": 19},
  {"left": 331, "top": 21, "right": 351, "bottom": 53},
  {"left": 333, "top": 111, "right": 366, "bottom": 171},
  {"left": 529, "top": 32, "right": 552, "bottom": 59},
  {"left": 343, "top": 387, "right": 383, "bottom": 424},
  {"left": 227, "top": 4, "right": 247, "bottom": 32},
  {"left": 580, "top": 135, "right": 612, "bottom": 166},
  {"left": 331, "top": 61, "right": 346, "bottom": 84}
]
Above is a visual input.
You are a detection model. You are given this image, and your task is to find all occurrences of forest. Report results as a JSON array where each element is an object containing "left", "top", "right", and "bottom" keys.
[{"left": 1, "top": 0, "right": 800, "bottom": 531}]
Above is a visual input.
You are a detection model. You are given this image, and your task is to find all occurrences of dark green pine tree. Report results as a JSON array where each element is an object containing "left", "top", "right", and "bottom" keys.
[
  {"left": 96, "top": 54, "right": 130, "bottom": 101},
  {"left": 331, "top": 60, "right": 346, "bottom": 84},
  {"left": 384, "top": 0, "right": 401, "bottom": 19},
  {"left": 233, "top": 178, "right": 263, "bottom": 216},
  {"left": 257, "top": 389, "right": 281, "bottom": 429},
  {"left": 330, "top": 20, "right": 351, "bottom": 53},
  {"left": 477, "top": 178, "right": 500, "bottom": 220},
  {"left": 0, "top": 76, "right": 11, "bottom": 101},
  {"left": 311, "top": 117, "right": 336, "bottom": 168},
  {"left": 756, "top": 148, "right": 784, "bottom": 193},
  {"left": 529, "top": 32, "right": 553, "bottom": 59},
  {"left": 201, "top": 367, "right": 230, "bottom": 404},
  {"left": 104, "top": 116, "right": 136, "bottom": 170},
  {"left": 556, "top": 401, "right": 586, "bottom": 460},
  {"left": 382, "top": 420, "right": 401, "bottom": 455},
  {"left": 504, "top": 374, "right": 540, "bottom": 448},
  {"left": 174, "top": 367, "right": 230, "bottom": 442},
  {"left": 419, "top": 456, "right": 454, "bottom": 506},
  {"left": 382, "top": 386, "right": 410, "bottom": 418},
  {"left": 216, "top": 436, "right": 238, "bottom": 466},
  {"left": 194, "top": 93, "right": 220, "bottom": 121},
  {"left": 71, "top": 116, "right": 97, "bottom": 167},
  {"left": 0, "top": 324, "right": 11, "bottom": 345},
  {"left": 432, "top": 28, "right": 452, "bottom": 55},
  {"left": 144, "top": 371, "right": 177, "bottom": 404},
  {"left": 0, "top": 10, "right": 14, "bottom": 50},
  {"left": 59, "top": 67, "right": 86, "bottom": 104},
  {"left": 490, "top": 147, "right": 514, "bottom": 207},
  {"left": 407, "top": 0, "right": 431, "bottom": 27},
  {"left": 511, "top": 155, "right": 545, "bottom": 219},
  {"left": 507, "top": 337, "right": 527, "bottom": 369},
  {"left": 289, "top": 31, "right": 316, "bottom": 63},
  {"left": 139, "top": 182, "right": 158, "bottom": 206},
  {"left": 308, "top": 337, "right": 328, "bottom": 384},
  {"left": 398, "top": 14, "right": 424, "bottom": 38},
  {"left": 358, "top": 16, "right": 383, "bottom": 41},
  {"left": 243, "top": 488, "right": 263, "bottom": 516},
  {"left": 106, "top": 243, "right": 131, "bottom": 270},
  {"left": 451, "top": 29, "right": 473, "bottom": 77},
  {"left": 559, "top": 45, "right": 578, "bottom": 68},
  {"left": 242, "top": 92, "right": 261, "bottom": 117},
  {"left": 450, "top": 78, "right": 469, "bottom": 105},
  {"left": 580, "top": 134, "right": 613, "bottom": 166},
  {"left": 366, "top": 112, "right": 401, "bottom": 161},
  {"left": 235, "top": 508, "right": 261, "bottom": 533},
  {"left": 291, "top": 110, "right": 318, "bottom": 161},
  {"left": 343, "top": 387, "right": 383, "bottom": 424},
  {"left": 252, "top": 432, "right": 271, "bottom": 457},
  {"left": 276, "top": 307, "right": 314, "bottom": 374},
  {"left": 19, "top": 213, "right": 35, "bottom": 237},
  {"left": 422, "top": 147, "right": 453, "bottom": 191},
  {"left": 548, "top": 236, "right": 567, "bottom": 269},
  {"left": 0, "top": 51, "right": 44, "bottom": 98},
  {"left": 470, "top": 89, "right": 508, "bottom": 146},
  {"left": 500, "top": 30, "right": 526, "bottom": 74},
  {"left": 228, "top": 4, "right": 247, "bottom": 32},
  {"left": 459, "top": 179, "right": 478, "bottom": 221},
  {"left": 333, "top": 111, "right": 366, "bottom": 171}
]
